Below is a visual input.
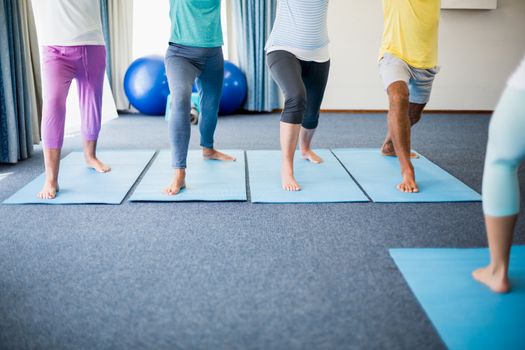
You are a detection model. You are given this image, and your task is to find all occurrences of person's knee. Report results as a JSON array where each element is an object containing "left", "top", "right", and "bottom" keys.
[
  {"left": 44, "top": 94, "right": 67, "bottom": 113},
  {"left": 285, "top": 90, "right": 307, "bottom": 111},
  {"left": 302, "top": 113, "right": 319, "bottom": 130},
  {"left": 409, "top": 109, "right": 423, "bottom": 124},
  {"left": 387, "top": 82, "right": 409, "bottom": 107},
  {"left": 482, "top": 158, "right": 521, "bottom": 216},
  {"left": 282, "top": 90, "right": 307, "bottom": 124},
  {"left": 171, "top": 88, "right": 192, "bottom": 110},
  {"left": 488, "top": 152, "right": 520, "bottom": 172},
  {"left": 200, "top": 91, "right": 221, "bottom": 111}
]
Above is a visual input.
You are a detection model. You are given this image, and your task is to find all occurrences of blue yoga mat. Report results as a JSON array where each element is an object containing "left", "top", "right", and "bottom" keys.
[
  {"left": 3, "top": 150, "right": 155, "bottom": 205},
  {"left": 332, "top": 148, "right": 481, "bottom": 202},
  {"left": 390, "top": 246, "right": 525, "bottom": 350},
  {"left": 247, "top": 149, "right": 368, "bottom": 203},
  {"left": 129, "top": 150, "right": 246, "bottom": 202}
]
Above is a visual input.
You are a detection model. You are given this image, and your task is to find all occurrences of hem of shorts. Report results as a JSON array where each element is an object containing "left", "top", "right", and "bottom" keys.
[{"left": 379, "top": 49, "right": 437, "bottom": 70}]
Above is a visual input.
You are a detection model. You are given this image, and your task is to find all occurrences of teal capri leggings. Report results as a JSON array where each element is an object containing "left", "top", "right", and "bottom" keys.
[{"left": 482, "top": 87, "right": 525, "bottom": 216}]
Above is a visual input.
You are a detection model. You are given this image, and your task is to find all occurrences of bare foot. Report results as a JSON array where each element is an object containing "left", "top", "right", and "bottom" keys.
[
  {"left": 202, "top": 148, "right": 236, "bottom": 162},
  {"left": 164, "top": 169, "right": 186, "bottom": 196},
  {"left": 86, "top": 157, "right": 111, "bottom": 173},
  {"left": 301, "top": 149, "right": 323, "bottom": 164},
  {"left": 397, "top": 169, "right": 419, "bottom": 193},
  {"left": 472, "top": 266, "right": 510, "bottom": 293},
  {"left": 281, "top": 168, "right": 301, "bottom": 191},
  {"left": 38, "top": 180, "right": 59, "bottom": 199},
  {"left": 381, "top": 141, "right": 419, "bottom": 158}
]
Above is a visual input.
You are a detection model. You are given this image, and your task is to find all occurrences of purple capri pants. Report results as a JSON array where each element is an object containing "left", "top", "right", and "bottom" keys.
[{"left": 41, "top": 45, "right": 106, "bottom": 149}]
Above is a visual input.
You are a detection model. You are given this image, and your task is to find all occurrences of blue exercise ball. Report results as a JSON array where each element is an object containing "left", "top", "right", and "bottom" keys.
[
  {"left": 124, "top": 55, "right": 169, "bottom": 116},
  {"left": 219, "top": 61, "right": 247, "bottom": 115}
]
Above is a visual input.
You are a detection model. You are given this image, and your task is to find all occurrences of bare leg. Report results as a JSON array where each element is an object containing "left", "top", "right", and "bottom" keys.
[
  {"left": 84, "top": 140, "right": 111, "bottom": 173},
  {"left": 202, "top": 147, "right": 236, "bottom": 162},
  {"left": 385, "top": 81, "right": 418, "bottom": 193},
  {"left": 164, "top": 168, "right": 186, "bottom": 195},
  {"left": 281, "top": 121, "right": 301, "bottom": 191},
  {"left": 472, "top": 215, "right": 517, "bottom": 293},
  {"left": 38, "top": 148, "right": 61, "bottom": 199},
  {"left": 381, "top": 102, "right": 425, "bottom": 158},
  {"left": 300, "top": 127, "right": 323, "bottom": 164}
]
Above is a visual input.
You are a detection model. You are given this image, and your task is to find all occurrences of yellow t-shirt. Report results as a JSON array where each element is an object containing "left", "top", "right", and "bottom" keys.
[{"left": 379, "top": 0, "right": 440, "bottom": 69}]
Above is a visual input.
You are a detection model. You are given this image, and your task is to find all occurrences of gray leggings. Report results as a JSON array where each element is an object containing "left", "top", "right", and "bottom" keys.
[
  {"left": 165, "top": 43, "right": 224, "bottom": 169},
  {"left": 267, "top": 50, "right": 330, "bottom": 129}
]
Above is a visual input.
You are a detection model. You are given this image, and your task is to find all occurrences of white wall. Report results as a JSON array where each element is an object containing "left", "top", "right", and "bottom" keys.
[{"left": 323, "top": 0, "right": 525, "bottom": 110}]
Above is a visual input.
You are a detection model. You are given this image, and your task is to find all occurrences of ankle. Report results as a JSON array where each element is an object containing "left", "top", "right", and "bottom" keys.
[
  {"left": 281, "top": 165, "right": 294, "bottom": 175},
  {"left": 401, "top": 164, "right": 415, "bottom": 175},
  {"left": 488, "top": 263, "right": 508, "bottom": 278},
  {"left": 45, "top": 178, "right": 58, "bottom": 186},
  {"left": 300, "top": 147, "right": 312, "bottom": 154},
  {"left": 202, "top": 147, "right": 214, "bottom": 155}
]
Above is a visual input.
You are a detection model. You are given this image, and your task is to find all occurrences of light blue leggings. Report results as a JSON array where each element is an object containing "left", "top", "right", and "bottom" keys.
[{"left": 482, "top": 87, "right": 525, "bottom": 217}]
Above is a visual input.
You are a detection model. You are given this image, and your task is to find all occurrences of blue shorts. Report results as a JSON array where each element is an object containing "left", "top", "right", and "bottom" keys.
[{"left": 379, "top": 53, "right": 440, "bottom": 104}]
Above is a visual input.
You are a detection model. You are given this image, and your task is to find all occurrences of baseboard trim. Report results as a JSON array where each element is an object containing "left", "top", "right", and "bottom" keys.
[{"left": 272, "top": 109, "right": 492, "bottom": 114}]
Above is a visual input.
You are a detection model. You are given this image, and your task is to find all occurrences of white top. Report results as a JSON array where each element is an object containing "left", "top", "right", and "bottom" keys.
[
  {"left": 266, "top": 0, "right": 330, "bottom": 63},
  {"left": 508, "top": 54, "right": 525, "bottom": 90},
  {"left": 32, "top": 0, "right": 105, "bottom": 46}
]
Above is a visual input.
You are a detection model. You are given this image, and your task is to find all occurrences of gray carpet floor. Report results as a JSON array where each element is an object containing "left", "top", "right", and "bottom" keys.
[{"left": 1, "top": 113, "right": 524, "bottom": 350}]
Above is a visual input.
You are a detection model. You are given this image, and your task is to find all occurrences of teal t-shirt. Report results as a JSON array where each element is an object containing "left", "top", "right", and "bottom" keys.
[{"left": 169, "top": 0, "right": 223, "bottom": 48}]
